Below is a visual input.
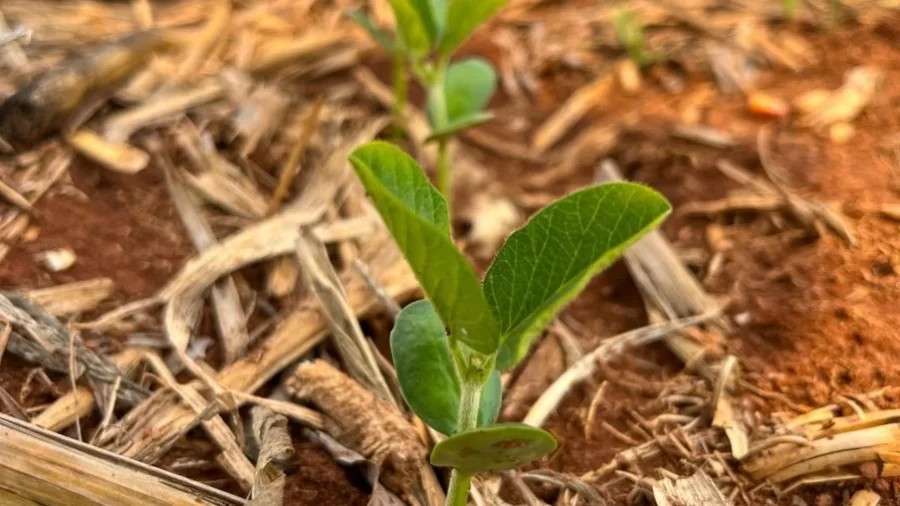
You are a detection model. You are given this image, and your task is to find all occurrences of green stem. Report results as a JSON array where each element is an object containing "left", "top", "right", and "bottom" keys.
[
  {"left": 391, "top": 51, "right": 408, "bottom": 140},
  {"left": 437, "top": 138, "right": 451, "bottom": 214},
  {"left": 445, "top": 379, "right": 481, "bottom": 506},
  {"left": 445, "top": 471, "right": 472, "bottom": 506},
  {"left": 427, "top": 57, "right": 453, "bottom": 213}
]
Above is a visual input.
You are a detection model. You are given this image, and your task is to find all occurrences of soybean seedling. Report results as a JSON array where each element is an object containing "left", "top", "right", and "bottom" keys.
[
  {"left": 350, "top": 0, "right": 507, "bottom": 215},
  {"left": 349, "top": 141, "right": 671, "bottom": 506},
  {"left": 613, "top": 9, "right": 654, "bottom": 68}
]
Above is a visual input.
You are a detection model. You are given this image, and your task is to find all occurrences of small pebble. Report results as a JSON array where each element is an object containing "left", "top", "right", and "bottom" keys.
[
  {"left": 617, "top": 59, "right": 642, "bottom": 94},
  {"left": 22, "top": 226, "right": 40, "bottom": 242},
  {"left": 748, "top": 91, "right": 790, "bottom": 118},
  {"left": 815, "top": 493, "right": 834, "bottom": 506},
  {"left": 830, "top": 122, "right": 855, "bottom": 144},
  {"left": 36, "top": 247, "right": 76, "bottom": 272}
]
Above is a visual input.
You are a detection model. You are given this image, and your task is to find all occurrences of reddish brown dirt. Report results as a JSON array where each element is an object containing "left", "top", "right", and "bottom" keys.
[
  {"left": 468, "top": 17, "right": 900, "bottom": 506},
  {"left": 0, "top": 161, "right": 378, "bottom": 503}
]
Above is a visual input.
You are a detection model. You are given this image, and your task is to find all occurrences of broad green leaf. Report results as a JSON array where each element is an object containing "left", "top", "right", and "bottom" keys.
[
  {"left": 350, "top": 142, "right": 500, "bottom": 354},
  {"left": 484, "top": 183, "right": 671, "bottom": 369},
  {"left": 427, "top": 58, "right": 497, "bottom": 128},
  {"left": 347, "top": 11, "right": 395, "bottom": 54},
  {"left": 408, "top": 0, "right": 446, "bottom": 47},
  {"left": 430, "top": 423, "right": 557, "bottom": 473},
  {"left": 439, "top": 0, "right": 509, "bottom": 55},
  {"left": 387, "top": 0, "right": 431, "bottom": 55},
  {"left": 478, "top": 369, "right": 502, "bottom": 427},
  {"left": 391, "top": 301, "right": 506, "bottom": 434},
  {"left": 424, "top": 112, "right": 494, "bottom": 143}
]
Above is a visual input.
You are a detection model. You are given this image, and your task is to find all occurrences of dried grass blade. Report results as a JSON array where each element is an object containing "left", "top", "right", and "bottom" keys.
[
  {"left": 0, "top": 413, "right": 243, "bottom": 505},
  {"left": 32, "top": 348, "right": 144, "bottom": 432},
  {"left": 295, "top": 228, "right": 393, "bottom": 401},
  {"left": 165, "top": 162, "right": 250, "bottom": 364},
  {"left": 523, "top": 312, "right": 718, "bottom": 428}
]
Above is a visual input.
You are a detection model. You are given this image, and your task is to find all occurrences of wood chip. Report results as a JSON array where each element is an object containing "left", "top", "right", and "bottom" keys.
[
  {"left": 286, "top": 360, "right": 428, "bottom": 504},
  {"left": 24, "top": 278, "right": 114, "bottom": 316},
  {"left": 652, "top": 470, "right": 732, "bottom": 506},
  {"left": 66, "top": 129, "right": 150, "bottom": 174}
]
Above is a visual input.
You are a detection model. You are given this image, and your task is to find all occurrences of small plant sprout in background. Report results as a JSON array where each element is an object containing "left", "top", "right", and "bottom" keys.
[
  {"left": 349, "top": 141, "right": 672, "bottom": 506},
  {"left": 349, "top": 0, "right": 507, "bottom": 215},
  {"left": 613, "top": 8, "right": 650, "bottom": 68},
  {"left": 347, "top": 10, "right": 409, "bottom": 139}
]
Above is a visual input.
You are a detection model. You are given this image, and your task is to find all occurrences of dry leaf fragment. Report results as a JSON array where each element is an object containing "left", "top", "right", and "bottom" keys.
[
  {"left": 792, "top": 89, "right": 832, "bottom": 116},
  {"left": 247, "top": 406, "right": 294, "bottom": 506},
  {"left": 799, "top": 66, "right": 883, "bottom": 128},
  {"left": 849, "top": 490, "right": 881, "bottom": 506}
]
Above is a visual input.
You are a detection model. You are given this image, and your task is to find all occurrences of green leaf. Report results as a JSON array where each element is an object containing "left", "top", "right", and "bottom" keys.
[
  {"left": 613, "top": 10, "right": 646, "bottom": 66},
  {"left": 391, "top": 301, "right": 506, "bottom": 434},
  {"left": 439, "top": 0, "right": 509, "bottom": 55},
  {"left": 478, "top": 369, "right": 502, "bottom": 427},
  {"left": 349, "top": 142, "right": 500, "bottom": 354},
  {"left": 430, "top": 423, "right": 557, "bottom": 473},
  {"left": 484, "top": 182, "right": 671, "bottom": 369},
  {"left": 408, "top": 0, "right": 446, "bottom": 47},
  {"left": 387, "top": 0, "right": 431, "bottom": 55},
  {"left": 427, "top": 57, "right": 497, "bottom": 128},
  {"left": 347, "top": 11, "right": 395, "bottom": 54},
  {"left": 391, "top": 300, "right": 461, "bottom": 435},
  {"left": 424, "top": 112, "right": 494, "bottom": 143}
]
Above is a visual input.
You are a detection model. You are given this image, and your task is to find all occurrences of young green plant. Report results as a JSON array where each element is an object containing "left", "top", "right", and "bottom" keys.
[
  {"left": 350, "top": 0, "right": 507, "bottom": 214},
  {"left": 613, "top": 9, "right": 649, "bottom": 68},
  {"left": 349, "top": 141, "right": 672, "bottom": 506}
]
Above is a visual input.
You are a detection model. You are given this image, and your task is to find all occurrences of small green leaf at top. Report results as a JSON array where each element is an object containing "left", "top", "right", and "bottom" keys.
[
  {"left": 427, "top": 57, "right": 497, "bottom": 129},
  {"left": 430, "top": 423, "right": 557, "bottom": 473},
  {"left": 408, "top": 0, "right": 446, "bottom": 48},
  {"left": 484, "top": 182, "right": 671, "bottom": 370},
  {"left": 387, "top": 0, "right": 432, "bottom": 56},
  {"left": 391, "top": 300, "right": 503, "bottom": 435},
  {"left": 439, "top": 0, "right": 509, "bottom": 56},
  {"left": 347, "top": 11, "right": 395, "bottom": 54},
  {"left": 424, "top": 112, "right": 494, "bottom": 143},
  {"left": 349, "top": 142, "right": 500, "bottom": 355}
]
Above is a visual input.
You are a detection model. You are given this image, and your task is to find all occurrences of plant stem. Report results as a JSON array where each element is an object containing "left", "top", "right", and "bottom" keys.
[
  {"left": 445, "top": 379, "right": 482, "bottom": 506},
  {"left": 391, "top": 51, "right": 408, "bottom": 140},
  {"left": 445, "top": 471, "right": 472, "bottom": 506},
  {"left": 427, "top": 57, "right": 453, "bottom": 213},
  {"left": 437, "top": 138, "right": 451, "bottom": 213}
]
